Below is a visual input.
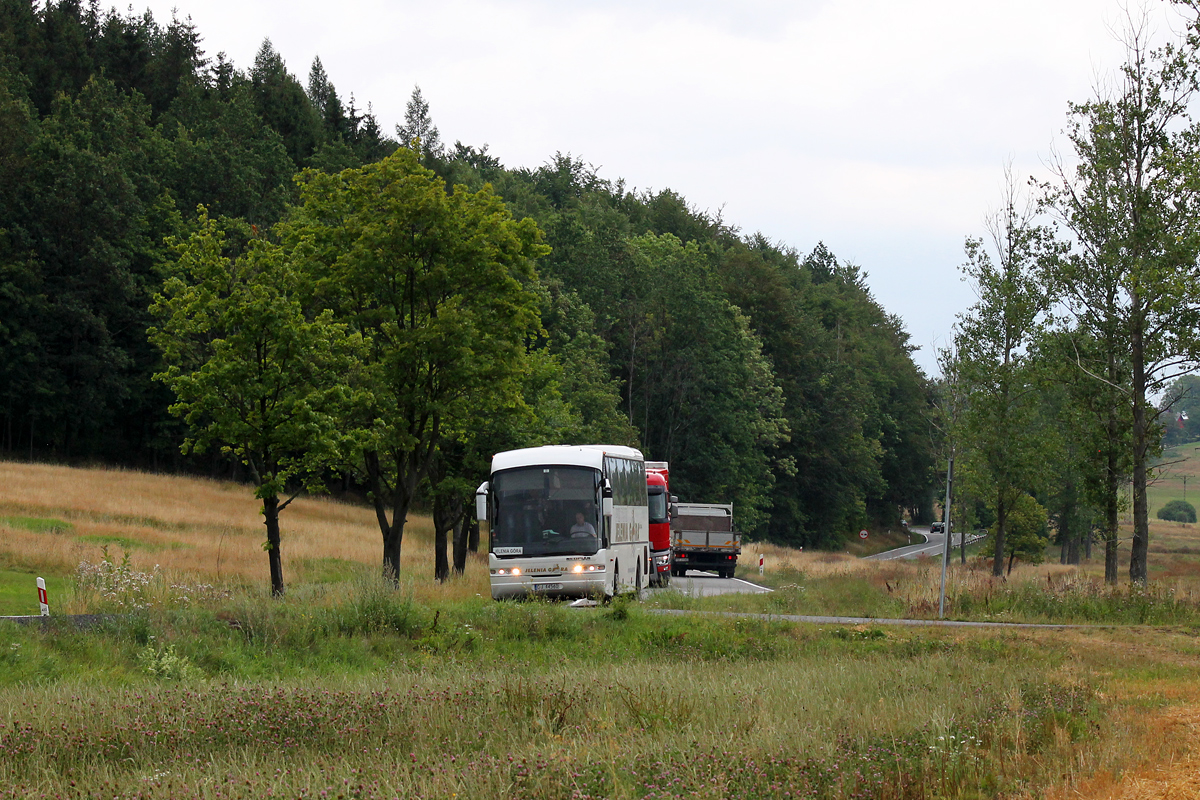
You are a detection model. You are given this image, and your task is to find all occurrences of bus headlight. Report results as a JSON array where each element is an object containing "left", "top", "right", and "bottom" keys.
[{"left": 492, "top": 567, "right": 522, "bottom": 576}]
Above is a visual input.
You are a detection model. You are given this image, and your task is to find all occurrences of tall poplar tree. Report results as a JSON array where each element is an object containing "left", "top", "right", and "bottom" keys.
[
  {"left": 956, "top": 172, "right": 1053, "bottom": 577},
  {"left": 1045, "top": 18, "right": 1200, "bottom": 583}
]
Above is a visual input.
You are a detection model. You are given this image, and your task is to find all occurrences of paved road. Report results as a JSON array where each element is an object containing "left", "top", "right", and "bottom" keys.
[
  {"left": 648, "top": 608, "right": 1105, "bottom": 630},
  {"left": 865, "top": 527, "right": 970, "bottom": 560},
  {"left": 648, "top": 570, "right": 772, "bottom": 597}
]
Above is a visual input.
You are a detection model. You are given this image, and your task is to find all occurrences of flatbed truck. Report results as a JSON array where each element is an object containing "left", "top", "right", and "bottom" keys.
[{"left": 670, "top": 502, "right": 740, "bottom": 579}]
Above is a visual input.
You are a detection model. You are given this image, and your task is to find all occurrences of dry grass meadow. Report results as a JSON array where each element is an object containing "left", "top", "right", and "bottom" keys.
[
  {"left": 4, "top": 456, "right": 1200, "bottom": 614},
  {"left": 0, "top": 459, "right": 491, "bottom": 606}
]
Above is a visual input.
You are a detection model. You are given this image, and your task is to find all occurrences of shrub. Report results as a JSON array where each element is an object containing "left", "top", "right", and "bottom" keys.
[
  {"left": 1157, "top": 500, "right": 1197, "bottom": 523},
  {"left": 73, "top": 547, "right": 229, "bottom": 611}
]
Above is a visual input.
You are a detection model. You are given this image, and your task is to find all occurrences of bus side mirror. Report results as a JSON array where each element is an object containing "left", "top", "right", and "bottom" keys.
[
  {"left": 475, "top": 481, "right": 489, "bottom": 523},
  {"left": 670, "top": 495, "right": 678, "bottom": 504},
  {"left": 602, "top": 481, "right": 614, "bottom": 517}
]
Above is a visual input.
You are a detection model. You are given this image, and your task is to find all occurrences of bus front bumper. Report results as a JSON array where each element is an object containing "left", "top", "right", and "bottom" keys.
[{"left": 490, "top": 572, "right": 609, "bottom": 600}]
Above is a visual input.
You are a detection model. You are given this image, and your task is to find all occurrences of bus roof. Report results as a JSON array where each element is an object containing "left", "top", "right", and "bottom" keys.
[{"left": 492, "top": 444, "right": 644, "bottom": 473}]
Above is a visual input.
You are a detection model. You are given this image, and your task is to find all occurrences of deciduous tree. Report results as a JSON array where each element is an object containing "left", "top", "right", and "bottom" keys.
[
  {"left": 282, "top": 149, "right": 546, "bottom": 581},
  {"left": 956, "top": 171, "right": 1054, "bottom": 576},
  {"left": 1044, "top": 18, "right": 1200, "bottom": 583},
  {"left": 149, "top": 211, "right": 356, "bottom": 595}
]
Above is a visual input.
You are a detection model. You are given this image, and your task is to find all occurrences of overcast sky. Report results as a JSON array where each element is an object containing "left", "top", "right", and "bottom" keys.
[{"left": 133, "top": 0, "right": 1191, "bottom": 375}]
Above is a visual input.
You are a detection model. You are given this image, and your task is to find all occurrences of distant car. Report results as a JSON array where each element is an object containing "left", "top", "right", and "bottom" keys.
[{"left": 930, "top": 522, "right": 944, "bottom": 533}]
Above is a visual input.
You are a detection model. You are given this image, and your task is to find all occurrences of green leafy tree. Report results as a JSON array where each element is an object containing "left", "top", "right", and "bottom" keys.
[
  {"left": 282, "top": 148, "right": 546, "bottom": 581},
  {"left": 956, "top": 171, "right": 1054, "bottom": 576},
  {"left": 1030, "top": 327, "right": 1129, "bottom": 572},
  {"left": 1044, "top": 19, "right": 1200, "bottom": 584},
  {"left": 1000, "top": 492, "right": 1049, "bottom": 573},
  {"left": 1157, "top": 499, "right": 1196, "bottom": 522},
  {"left": 1160, "top": 374, "right": 1200, "bottom": 447},
  {"left": 616, "top": 233, "right": 789, "bottom": 533},
  {"left": 149, "top": 211, "right": 357, "bottom": 595}
]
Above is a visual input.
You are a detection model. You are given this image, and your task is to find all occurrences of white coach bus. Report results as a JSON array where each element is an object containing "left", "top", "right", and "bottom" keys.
[{"left": 476, "top": 445, "right": 651, "bottom": 600}]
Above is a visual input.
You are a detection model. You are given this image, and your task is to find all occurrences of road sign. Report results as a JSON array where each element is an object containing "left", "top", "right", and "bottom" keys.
[{"left": 859, "top": 529, "right": 868, "bottom": 539}]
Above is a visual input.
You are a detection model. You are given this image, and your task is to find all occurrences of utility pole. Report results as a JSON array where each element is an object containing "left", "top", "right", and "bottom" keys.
[{"left": 939, "top": 457, "right": 954, "bottom": 619}]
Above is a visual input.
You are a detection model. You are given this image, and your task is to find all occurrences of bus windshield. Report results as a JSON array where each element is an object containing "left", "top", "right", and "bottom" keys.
[{"left": 491, "top": 466, "right": 602, "bottom": 557}]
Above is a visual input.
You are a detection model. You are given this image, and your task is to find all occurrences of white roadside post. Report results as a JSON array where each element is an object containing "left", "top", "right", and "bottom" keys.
[
  {"left": 758, "top": 554, "right": 764, "bottom": 576},
  {"left": 36, "top": 577, "right": 49, "bottom": 616}
]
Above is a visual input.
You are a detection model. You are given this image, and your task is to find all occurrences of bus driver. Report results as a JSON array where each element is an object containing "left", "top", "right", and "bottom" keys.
[{"left": 570, "top": 511, "right": 597, "bottom": 539}]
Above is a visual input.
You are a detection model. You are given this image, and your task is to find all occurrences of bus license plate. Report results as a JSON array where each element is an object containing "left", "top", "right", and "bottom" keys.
[{"left": 533, "top": 583, "right": 563, "bottom": 591}]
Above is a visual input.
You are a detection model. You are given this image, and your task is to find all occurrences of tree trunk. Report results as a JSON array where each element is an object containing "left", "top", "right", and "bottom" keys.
[
  {"left": 1104, "top": 398, "right": 1120, "bottom": 584},
  {"left": 467, "top": 519, "right": 480, "bottom": 552},
  {"left": 1060, "top": 514, "right": 1069, "bottom": 565},
  {"left": 432, "top": 491, "right": 462, "bottom": 583},
  {"left": 383, "top": 521, "right": 403, "bottom": 583},
  {"left": 959, "top": 490, "right": 966, "bottom": 565},
  {"left": 433, "top": 524, "right": 449, "bottom": 582},
  {"left": 453, "top": 518, "right": 468, "bottom": 575},
  {"left": 1130, "top": 299, "right": 1149, "bottom": 585},
  {"left": 262, "top": 495, "right": 285, "bottom": 596},
  {"left": 1061, "top": 497, "right": 1081, "bottom": 565},
  {"left": 992, "top": 492, "right": 1007, "bottom": 577},
  {"left": 365, "top": 449, "right": 411, "bottom": 585}
]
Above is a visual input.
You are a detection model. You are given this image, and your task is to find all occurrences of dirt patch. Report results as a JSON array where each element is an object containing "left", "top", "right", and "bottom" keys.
[{"left": 1045, "top": 705, "right": 1200, "bottom": 800}]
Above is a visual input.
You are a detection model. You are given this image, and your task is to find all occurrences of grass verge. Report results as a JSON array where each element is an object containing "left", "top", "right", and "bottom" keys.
[{"left": 1, "top": 589, "right": 1198, "bottom": 799}]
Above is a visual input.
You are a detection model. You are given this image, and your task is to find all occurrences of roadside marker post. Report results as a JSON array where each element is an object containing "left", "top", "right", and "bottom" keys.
[
  {"left": 758, "top": 554, "right": 764, "bottom": 575},
  {"left": 37, "top": 577, "right": 49, "bottom": 616}
]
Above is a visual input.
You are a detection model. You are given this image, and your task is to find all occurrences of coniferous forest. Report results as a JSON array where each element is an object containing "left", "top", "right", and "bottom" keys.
[{"left": 0, "top": 0, "right": 939, "bottom": 552}]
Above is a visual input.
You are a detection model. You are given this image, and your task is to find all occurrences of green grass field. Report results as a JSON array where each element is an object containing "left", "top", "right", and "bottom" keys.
[
  {"left": 1, "top": 590, "right": 1197, "bottom": 799},
  {"left": 0, "top": 569, "right": 62, "bottom": 616},
  {"left": 1150, "top": 445, "right": 1200, "bottom": 519}
]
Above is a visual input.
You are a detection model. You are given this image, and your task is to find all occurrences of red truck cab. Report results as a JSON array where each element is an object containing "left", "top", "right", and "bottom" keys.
[{"left": 646, "top": 462, "right": 672, "bottom": 587}]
